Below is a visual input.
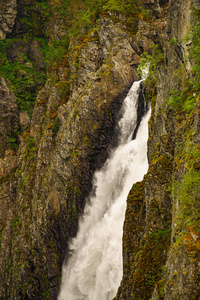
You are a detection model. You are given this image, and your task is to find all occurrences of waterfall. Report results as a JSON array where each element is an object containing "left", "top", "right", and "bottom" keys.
[{"left": 58, "top": 80, "right": 150, "bottom": 300}]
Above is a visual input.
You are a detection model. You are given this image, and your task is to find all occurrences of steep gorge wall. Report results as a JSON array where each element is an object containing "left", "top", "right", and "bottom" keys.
[
  {"left": 0, "top": 0, "right": 200, "bottom": 299},
  {"left": 0, "top": 1, "right": 142, "bottom": 299},
  {"left": 116, "top": 0, "right": 200, "bottom": 299}
]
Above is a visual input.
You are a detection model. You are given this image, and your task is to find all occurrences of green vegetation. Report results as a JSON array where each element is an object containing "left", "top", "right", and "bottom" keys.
[
  {"left": 0, "top": 0, "right": 49, "bottom": 116},
  {"left": 0, "top": 38, "right": 47, "bottom": 116},
  {"left": 137, "top": 44, "right": 164, "bottom": 102},
  {"left": 103, "top": 0, "right": 140, "bottom": 14},
  {"left": 19, "top": 260, "right": 29, "bottom": 269},
  {"left": 0, "top": 0, "right": 143, "bottom": 122},
  {"left": 169, "top": 37, "right": 177, "bottom": 47},
  {"left": 72, "top": 108, "right": 79, "bottom": 120},
  {"left": 23, "top": 136, "right": 37, "bottom": 160},
  {"left": 18, "top": 0, "right": 49, "bottom": 37},
  {"left": 9, "top": 136, "right": 18, "bottom": 150},
  {"left": 45, "top": 37, "right": 69, "bottom": 70},
  {"left": 11, "top": 216, "right": 21, "bottom": 230},
  {"left": 122, "top": 179, "right": 172, "bottom": 299},
  {"left": 52, "top": 116, "right": 60, "bottom": 133},
  {"left": 166, "top": 9, "right": 200, "bottom": 238},
  {"left": 167, "top": 9, "right": 200, "bottom": 114},
  {"left": 173, "top": 169, "right": 200, "bottom": 224},
  {"left": 0, "top": 226, "right": 5, "bottom": 249},
  {"left": 46, "top": 0, "right": 142, "bottom": 72},
  {"left": 189, "top": 9, "right": 200, "bottom": 81},
  {"left": 8, "top": 255, "right": 13, "bottom": 273},
  {"left": 8, "top": 125, "right": 23, "bottom": 151},
  {"left": 167, "top": 80, "right": 198, "bottom": 113},
  {"left": 171, "top": 141, "right": 200, "bottom": 231},
  {"left": 130, "top": 224, "right": 171, "bottom": 299},
  {"left": 64, "top": 0, "right": 141, "bottom": 37}
]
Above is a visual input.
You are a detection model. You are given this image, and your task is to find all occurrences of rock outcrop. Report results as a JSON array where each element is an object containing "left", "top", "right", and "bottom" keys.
[
  {"left": 0, "top": 0, "right": 17, "bottom": 39},
  {"left": 0, "top": 3, "right": 141, "bottom": 299},
  {"left": 0, "top": 76, "right": 19, "bottom": 157},
  {"left": 115, "top": 0, "right": 200, "bottom": 299}
]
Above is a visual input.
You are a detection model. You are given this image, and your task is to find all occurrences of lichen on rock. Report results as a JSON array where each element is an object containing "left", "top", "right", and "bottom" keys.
[{"left": 0, "top": 0, "right": 17, "bottom": 39}]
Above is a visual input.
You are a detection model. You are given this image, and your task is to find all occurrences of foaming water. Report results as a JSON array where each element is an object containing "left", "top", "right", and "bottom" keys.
[{"left": 58, "top": 80, "right": 150, "bottom": 300}]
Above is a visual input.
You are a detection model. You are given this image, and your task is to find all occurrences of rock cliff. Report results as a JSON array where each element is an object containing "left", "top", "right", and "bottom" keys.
[
  {"left": 0, "top": 0, "right": 199, "bottom": 299},
  {"left": 115, "top": 0, "right": 200, "bottom": 299}
]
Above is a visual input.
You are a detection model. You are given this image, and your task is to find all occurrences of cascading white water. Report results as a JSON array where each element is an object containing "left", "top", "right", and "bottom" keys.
[{"left": 58, "top": 80, "right": 150, "bottom": 300}]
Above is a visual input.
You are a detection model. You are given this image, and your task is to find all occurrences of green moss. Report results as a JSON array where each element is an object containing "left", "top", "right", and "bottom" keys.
[
  {"left": 169, "top": 37, "right": 177, "bottom": 47},
  {"left": 0, "top": 20, "right": 47, "bottom": 117},
  {"left": 0, "top": 226, "right": 5, "bottom": 249},
  {"left": 46, "top": 0, "right": 142, "bottom": 72},
  {"left": 72, "top": 108, "right": 79, "bottom": 120},
  {"left": 8, "top": 255, "right": 13, "bottom": 273},
  {"left": 123, "top": 165, "right": 172, "bottom": 299},
  {"left": 172, "top": 168, "right": 200, "bottom": 227},
  {"left": 71, "top": 203, "right": 78, "bottom": 224},
  {"left": 137, "top": 44, "right": 163, "bottom": 101},
  {"left": 168, "top": 123, "right": 200, "bottom": 234},
  {"left": 124, "top": 179, "right": 146, "bottom": 252},
  {"left": 189, "top": 8, "right": 200, "bottom": 82},
  {"left": 156, "top": 278, "right": 166, "bottom": 299},
  {"left": 167, "top": 9, "right": 200, "bottom": 114},
  {"left": 130, "top": 228, "right": 171, "bottom": 299},
  {"left": 19, "top": 260, "right": 29, "bottom": 269},
  {"left": 18, "top": 0, "right": 49, "bottom": 37},
  {"left": 23, "top": 136, "right": 37, "bottom": 160},
  {"left": 52, "top": 117, "right": 60, "bottom": 133},
  {"left": 46, "top": 37, "right": 69, "bottom": 71},
  {"left": 55, "top": 79, "right": 71, "bottom": 104},
  {"left": 11, "top": 216, "right": 21, "bottom": 229},
  {"left": 0, "top": 166, "right": 18, "bottom": 185},
  {"left": 167, "top": 83, "right": 198, "bottom": 114},
  {"left": 149, "top": 154, "right": 173, "bottom": 184},
  {"left": 103, "top": 0, "right": 139, "bottom": 14}
]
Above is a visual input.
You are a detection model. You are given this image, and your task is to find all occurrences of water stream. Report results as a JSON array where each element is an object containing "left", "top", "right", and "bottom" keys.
[{"left": 58, "top": 79, "right": 150, "bottom": 300}]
